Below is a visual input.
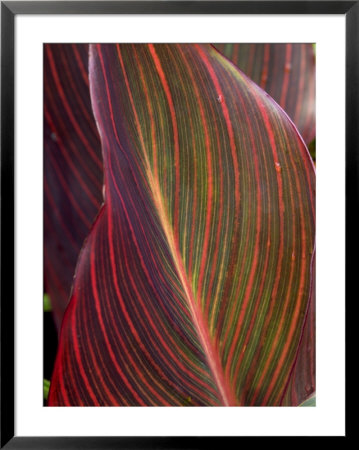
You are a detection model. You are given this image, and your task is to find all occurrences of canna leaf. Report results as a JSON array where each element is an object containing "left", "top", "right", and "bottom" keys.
[
  {"left": 44, "top": 44, "right": 103, "bottom": 328},
  {"left": 299, "top": 393, "right": 316, "bottom": 406},
  {"left": 48, "top": 44, "right": 315, "bottom": 406},
  {"left": 308, "top": 138, "right": 316, "bottom": 162},
  {"left": 280, "top": 252, "right": 315, "bottom": 405},
  {"left": 43, "top": 293, "right": 52, "bottom": 312},
  {"left": 43, "top": 379, "right": 51, "bottom": 401},
  {"left": 214, "top": 44, "right": 316, "bottom": 145}
]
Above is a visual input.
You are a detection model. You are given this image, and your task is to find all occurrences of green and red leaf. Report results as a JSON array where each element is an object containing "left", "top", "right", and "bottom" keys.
[
  {"left": 44, "top": 44, "right": 103, "bottom": 327},
  {"left": 214, "top": 44, "right": 316, "bottom": 145},
  {"left": 281, "top": 252, "right": 315, "bottom": 405},
  {"left": 48, "top": 44, "right": 315, "bottom": 406}
]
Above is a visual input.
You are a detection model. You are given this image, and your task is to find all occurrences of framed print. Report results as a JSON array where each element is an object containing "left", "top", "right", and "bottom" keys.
[{"left": 1, "top": 1, "right": 353, "bottom": 447}]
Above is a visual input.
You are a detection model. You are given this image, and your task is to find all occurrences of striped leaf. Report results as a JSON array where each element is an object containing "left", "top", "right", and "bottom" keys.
[
  {"left": 214, "top": 44, "right": 315, "bottom": 145},
  {"left": 44, "top": 44, "right": 103, "bottom": 328},
  {"left": 281, "top": 253, "right": 315, "bottom": 405},
  {"left": 48, "top": 44, "right": 315, "bottom": 406}
]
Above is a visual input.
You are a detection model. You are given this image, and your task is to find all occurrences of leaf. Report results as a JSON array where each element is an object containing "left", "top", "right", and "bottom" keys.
[
  {"left": 48, "top": 44, "right": 315, "bottom": 406},
  {"left": 43, "top": 293, "right": 52, "bottom": 312},
  {"left": 280, "top": 252, "right": 315, "bottom": 405},
  {"left": 44, "top": 44, "right": 103, "bottom": 328},
  {"left": 308, "top": 138, "right": 316, "bottom": 162},
  {"left": 299, "top": 393, "right": 316, "bottom": 406},
  {"left": 43, "top": 379, "right": 51, "bottom": 401},
  {"left": 214, "top": 44, "right": 316, "bottom": 145}
]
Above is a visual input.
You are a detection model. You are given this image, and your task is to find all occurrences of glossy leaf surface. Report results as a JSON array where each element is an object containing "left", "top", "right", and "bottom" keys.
[
  {"left": 44, "top": 44, "right": 103, "bottom": 328},
  {"left": 214, "top": 44, "right": 316, "bottom": 144},
  {"left": 48, "top": 44, "right": 315, "bottom": 406}
]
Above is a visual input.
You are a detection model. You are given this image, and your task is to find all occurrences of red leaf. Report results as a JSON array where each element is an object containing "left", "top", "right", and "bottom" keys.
[
  {"left": 48, "top": 44, "right": 315, "bottom": 406},
  {"left": 44, "top": 44, "right": 103, "bottom": 327},
  {"left": 281, "top": 251, "right": 315, "bottom": 405},
  {"left": 214, "top": 44, "right": 316, "bottom": 144}
]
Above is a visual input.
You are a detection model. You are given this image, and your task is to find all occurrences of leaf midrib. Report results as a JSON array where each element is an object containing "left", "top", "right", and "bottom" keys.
[
  {"left": 147, "top": 177, "right": 236, "bottom": 406},
  {"left": 113, "top": 43, "right": 236, "bottom": 405}
]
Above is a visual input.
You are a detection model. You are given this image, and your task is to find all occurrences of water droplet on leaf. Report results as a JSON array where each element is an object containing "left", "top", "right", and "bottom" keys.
[
  {"left": 275, "top": 162, "right": 282, "bottom": 173},
  {"left": 217, "top": 94, "right": 223, "bottom": 104}
]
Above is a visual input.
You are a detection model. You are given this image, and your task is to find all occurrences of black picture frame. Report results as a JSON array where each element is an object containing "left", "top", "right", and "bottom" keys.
[{"left": 1, "top": 1, "right": 353, "bottom": 447}]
